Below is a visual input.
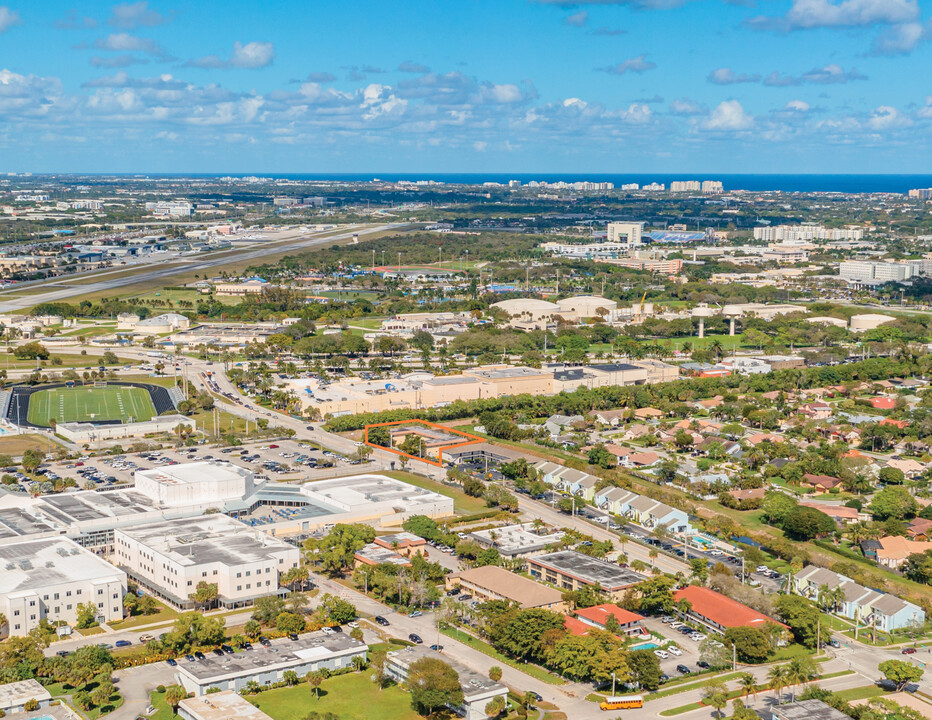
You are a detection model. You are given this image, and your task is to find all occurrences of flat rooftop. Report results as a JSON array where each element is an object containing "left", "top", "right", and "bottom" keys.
[
  {"left": 468, "top": 523, "right": 564, "bottom": 555},
  {"left": 388, "top": 646, "right": 506, "bottom": 701},
  {"left": 36, "top": 489, "right": 155, "bottom": 525},
  {"left": 467, "top": 366, "right": 546, "bottom": 380},
  {"left": 0, "top": 679, "right": 51, "bottom": 709},
  {"left": 136, "top": 461, "right": 253, "bottom": 487},
  {"left": 116, "top": 516, "right": 295, "bottom": 567},
  {"left": 529, "top": 551, "right": 646, "bottom": 590},
  {"left": 0, "top": 507, "right": 56, "bottom": 539},
  {"left": 177, "top": 632, "right": 364, "bottom": 682},
  {"left": 772, "top": 700, "right": 851, "bottom": 720},
  {"left": 178, "top": 691, "right": 272, "bottom": 720},
  {"left": 0, "top": 537, "right": 123, "bottom": 595},
  {"left": 302, "top": 474, "right": 449, "bottom": 511}
]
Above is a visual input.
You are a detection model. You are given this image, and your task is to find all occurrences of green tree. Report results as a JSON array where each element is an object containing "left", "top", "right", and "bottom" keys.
[
  {"left": 189, "top": 581, "right": 218, "bottom": 611},
  {"left": 870, "top": 486, "right": 919, "bottom": 520},
  {"left": 75, "top": 602, "right": 98, "bottom": 629},
  {"left": 22, "top": 449, "right": 44, "bottom": 474},
  {"left": 723, "top": 626, "right": 773, "bottom": 663},
  {"left": 307, "top": 671, "right": 324, "bottom": 700},
  {"left": 484, "top": 696, "right": 507, "bottom": 718},
  {"left": 488, "top": 666, "right": 503, "bottom": 682},
  {"left": 702, "top": 677, "right": 729, "bottom": 719},
  {"left": 318, "top": 594, "right": 358, "bottom": 625},
  {"left": 627, "top": 649, "right": 662, "bottom": 691},
  {"left": 782, "top": 506, "right": 836, "bottom": 539},
  {"left": 775, "top": 595, "right": 820, "bottom": 649},
  {"left": 878, "top": 659, "right": 923, "bottom": 690},
  {"left": 406, "top": 657, "right": 464, "bottom": 717},
  {"left": 488, "top": 608, "right": 565, "bottom": 663},
  {"left": 252, "top": 595, "right": 286, "bottom": 625},
  {"left": 761, "top": 491, "right": 798, "bottom": 524},
  {"left": 164, "top": 685, "right": 188, "bottom": 718},
  {"left": 276, "top": 612, "right": 306, "bottom": 634}
]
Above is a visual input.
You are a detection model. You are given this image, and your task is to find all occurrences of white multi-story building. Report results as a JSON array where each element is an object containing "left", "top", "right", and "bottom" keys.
[
  {"left": 606, "top": 222, "right": 643, "bottom": 247},
  {"left": 0, "top": 537, "right": 126, "bottom": 636},
  {"left": 134, "top": 462, "right": 256, "bottom": 508},
  {"left": 145, "top": 201, "right": 194, "bottom": 217},
  {"left": 908, "top": 188, "right": 932, "bottom": 200},
  {"left": 670, "top": 180, "right": 701, "bottom": 192},
  {"left": 839, "top": 260, "right": 919, "bottom": 285},
  {"left": 701, "top": 180, "right": 724, "bottom": 194},
  {"left": 113, "top": 515, "right": 300, "bottom": 609},
  {"left": 754, "top": 224, "right": 864, "bottom": 242}
]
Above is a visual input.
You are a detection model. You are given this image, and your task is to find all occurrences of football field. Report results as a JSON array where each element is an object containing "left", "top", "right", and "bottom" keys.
[{"left": 26, "top": 386, "right": 157, "bottom": 427}]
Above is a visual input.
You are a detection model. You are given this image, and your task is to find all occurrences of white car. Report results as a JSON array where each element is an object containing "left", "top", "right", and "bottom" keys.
[
  {"left": 654, "top": 650, "right": 669, "bottom": 659},
  {"left": 667, "top": 647, "right": 683, "bottom": 656},
  {"left": 321, "top": 626, "right": 335, "bottom": 635},
  {"left": 691, "top": 634, "right": 707, "bottom": 641}
]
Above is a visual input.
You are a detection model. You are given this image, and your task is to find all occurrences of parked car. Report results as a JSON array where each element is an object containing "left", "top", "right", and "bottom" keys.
[
  {"left": 115, "top": 640, "right": 132, "bottom": 648},
  {"left": 165, "top": 658, "right": 177, "bottom": 667},
  {"left": 408, "top": 610, "right": 423, "bottom": 618},
  {"left": 676, "top": 665, "right": 691, "bottom": 674},
  {"left": 408, "top": 634, "right": 423, "bottom": 644},
  {"left": 374, "top": 616, "right": 390, "bottom": 626},
  {"left": 429, "top": 644, "right": 444, "bottom": 652},
  {"left": 654, "top": 650, "right": 669, "bottom": 659}
]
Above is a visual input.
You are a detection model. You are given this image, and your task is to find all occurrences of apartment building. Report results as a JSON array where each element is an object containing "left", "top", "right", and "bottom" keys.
[
  {"left": 527, "top": 551, "right": 646, "bottom": 598},
  {"left": 839, "top": 260, "right": 921, "bottom": 286},
  {"left": 753, "top": 224, "right": 864, "bottom": 242},
  {"left": 606, "top": 222, "right": 643, "bottom": 247}
]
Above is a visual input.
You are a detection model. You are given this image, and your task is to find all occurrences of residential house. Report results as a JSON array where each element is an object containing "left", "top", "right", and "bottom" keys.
[
  {"left": 623, "top": 451, "right": 660, "bottom": 468},
  {"left": 802, "top": 474, "right": 844, "bottom": 492},
  {"left": 884, "top": 458, "right": 926, "bottom": 479},
  {"left": 592, "top": 409, "right": 628, "bottom": 427},
  {"left": 874, "top": 536, "right": 932, "bottom": 569},
  {"left": 726, "top": 488, "right": 766, "bottom": 503},
  {"left": 869, "top": 397, "right": 896, "bottom": 410},
  {"left": 907, "top": 518, "right": 932, "bottom": 541},
  {"left": 544, "top": 414, "right": 584, "bottom": 438},
  {"left": 798, "top": 402, "right": 833, "bottom": 420},
  {"left": 634, "top": 407, "right": 664, "bottom": 421},
  {"left": 799, "top": 502, "right": 864, "bottom": 525},
  {"left": 672, "top": 586, "right": 786, "bottom": 634}
]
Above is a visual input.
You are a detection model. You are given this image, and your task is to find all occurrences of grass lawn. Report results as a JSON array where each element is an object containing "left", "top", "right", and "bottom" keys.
[
  {"left": 385, "top": 471, "right": 490, "bottom": 515},
  {"left": 108, "top": 602, "right": 179, "bottom": 630},
  {"left": 147, "top": 691, "right": 174, "bottom": 720},
  {"left": 0, "top": 433, "right": 62, "bottom": 456},
  {"left": 27, "top": 385, "right": 157, "bottom": 426},
  {"left": 440, "top": 626, "right": 565, "bottom": 685},
  {"left": 835, "top": 685, "right": 892, "bottom": 702},
  {"left": 247, "top": 672, "right": 422, "bottom": 720}
]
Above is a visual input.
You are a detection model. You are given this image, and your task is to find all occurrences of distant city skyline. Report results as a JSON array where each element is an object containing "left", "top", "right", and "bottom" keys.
[{"left": 0, "top": 0, "right": 930, "bottom": 173}]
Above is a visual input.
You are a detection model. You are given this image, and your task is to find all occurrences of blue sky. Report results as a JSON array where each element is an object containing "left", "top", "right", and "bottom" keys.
[{"left": 0, "top": 0, "right": 930, "bottom": 173}]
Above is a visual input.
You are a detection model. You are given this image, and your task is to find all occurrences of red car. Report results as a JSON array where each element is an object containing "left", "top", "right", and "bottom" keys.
[
  {"left": 902, "top": 648, "right": 917, "bottom": 655},
  {"left": 269, "top": 444, "right": 279, "bottom": 449}
]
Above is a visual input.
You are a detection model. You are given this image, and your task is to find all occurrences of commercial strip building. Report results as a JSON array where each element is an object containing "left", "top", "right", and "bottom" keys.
[
  {"left": 0, "top": 536, "right": 126, "bottom": 636},
  {"left": 385, "top": 646, "right": 508, "bottom": 720},
  {"left": 445, "top": 565, "right": 567, "bottom": 611},
  {"left": 672, "top": 586, "right": 786, "bottom": 634},
  {"left": 791, "top": 566, "right": 925, "bottom": 632},
  {"left": 54, "top": 415, "right": 195, "bottom": 444},
  {"left": 176, "top": 632, "right": 367, "bottom": 696},
  {"left": 526, "top": 551, "right": 646, "bottom": 598},
  {"left": 113, "top": 515, "right": 300, "bottom": 609},
  {"left": 178, "top": 691, "right": 273, "bottom": 720}
]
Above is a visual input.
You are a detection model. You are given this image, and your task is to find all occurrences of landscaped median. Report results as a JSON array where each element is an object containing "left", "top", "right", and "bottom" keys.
[{"left": 656, "top": 670, "right": 857, "bottom": 717}]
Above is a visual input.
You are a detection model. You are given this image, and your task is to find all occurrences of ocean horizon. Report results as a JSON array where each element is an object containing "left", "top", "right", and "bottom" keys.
[{"left": 134, "top": 173, "right": 932, "bottom": 194}]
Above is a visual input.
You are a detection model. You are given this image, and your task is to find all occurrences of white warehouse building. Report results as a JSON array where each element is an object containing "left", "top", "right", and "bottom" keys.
[
  {"left": 135, "top": 462, "right": 256, "bottom": 508},
  {"left": 113, "top": 515, "right": 300, "bottom": 609},
  {"left": 0, "top": 536, "right": 126, "bottom": 637}
]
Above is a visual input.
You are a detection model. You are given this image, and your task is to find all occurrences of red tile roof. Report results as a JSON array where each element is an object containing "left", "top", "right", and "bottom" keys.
[
  {"left": 564, "top": 616, "right": 591, "bottom": 636},
  {"left": 575, "top": 604, "right": 645, "bottom": 627},
  {"left": 672, "top": 586, "right": 787, "bottom": 630},
  {"left": 870, "top": 397, "right": 896, "bottom": 410},
  {"left": 880, "top": 418, "right": 908, "bottom": 429}
]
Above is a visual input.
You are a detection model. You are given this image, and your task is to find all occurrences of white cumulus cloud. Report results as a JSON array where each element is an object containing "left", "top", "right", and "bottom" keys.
[
  {"left": 0, "top": 6, "right": 21, "bottom": 33},
  {"left": 701, "top": 100, "right": 754, "bottom": 131}
]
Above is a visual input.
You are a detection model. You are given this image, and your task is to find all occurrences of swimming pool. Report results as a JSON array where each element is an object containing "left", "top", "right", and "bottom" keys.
[{"left": 629, "top": 642, "right": 659, "bottom": 651}]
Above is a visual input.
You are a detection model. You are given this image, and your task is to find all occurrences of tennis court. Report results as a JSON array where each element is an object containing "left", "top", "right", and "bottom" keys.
[{"left": 26, "top": 386, "right": 158, "bottom": 426}]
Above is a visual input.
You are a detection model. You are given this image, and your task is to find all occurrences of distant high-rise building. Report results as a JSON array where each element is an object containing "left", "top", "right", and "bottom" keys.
[
  {"left": 606, "top": 222, "right": 643, "bottom": 247},
  {"left": 908, "top": 188, "right": 932, "bottom": 200},
  {"left": 701, "top": 180, "right": 723, "bottom": 194},
  {"left": 753, "top": 224, "right": 863, "bottom": 242},
  {"left": 670, "top": 180, "right": 701, "bottom": 192},
  {"left": 839, "top": 260, "right": 919, "bottom": 285}
]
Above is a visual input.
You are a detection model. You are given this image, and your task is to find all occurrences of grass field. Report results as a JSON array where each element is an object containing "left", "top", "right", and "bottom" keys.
[
  {"left": 26, "top": 386, "right": 157, "bottom": 426},
  {"left": 0, "top": 434, "right": 62, "bottom": 455},
  {"left": 247, "top": 672, "right": 421, "bottom": 720}
]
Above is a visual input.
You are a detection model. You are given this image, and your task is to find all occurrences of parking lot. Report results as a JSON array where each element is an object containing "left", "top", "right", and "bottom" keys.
[
  {"left": 639, "top": 615, "right": 723, "bottom": 680},
  {"left": 13, "top": 438, "right": 374, "bottom": 497}
]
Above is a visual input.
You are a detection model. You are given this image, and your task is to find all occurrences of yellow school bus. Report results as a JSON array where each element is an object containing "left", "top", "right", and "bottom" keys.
[{"left": 600, "top": 695, "right": 644, "bottom": 711}]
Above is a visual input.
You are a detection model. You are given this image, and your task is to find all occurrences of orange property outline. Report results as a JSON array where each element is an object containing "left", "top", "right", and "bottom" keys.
[{"left": 364, "top": 419, "right": 484, "bottom": 467}]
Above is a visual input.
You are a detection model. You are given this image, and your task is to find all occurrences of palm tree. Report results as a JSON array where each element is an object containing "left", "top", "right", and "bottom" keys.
[
  {"left": 767, "top": 664, "right": 786, "bottom": 703},
  {"left": 739, "top": 672, "right": 756, "bottom": 704}
]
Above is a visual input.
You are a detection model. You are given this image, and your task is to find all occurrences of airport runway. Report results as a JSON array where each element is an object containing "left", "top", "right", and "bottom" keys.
[{"left": 0, "top": 223, "right": 405, "bottom": 313}]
